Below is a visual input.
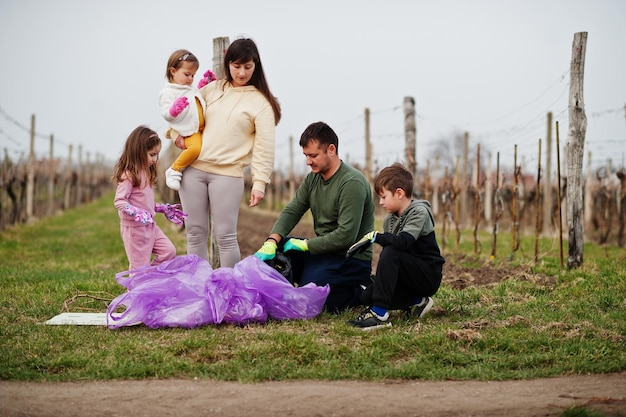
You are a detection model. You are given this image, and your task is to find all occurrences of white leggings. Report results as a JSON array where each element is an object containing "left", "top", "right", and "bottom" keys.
[{"left": 178, "top": 167, "right": 243, "bottom": 267}]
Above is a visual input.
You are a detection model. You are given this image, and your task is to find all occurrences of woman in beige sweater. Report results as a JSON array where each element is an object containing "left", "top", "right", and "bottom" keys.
[{"left": 169, "top": 38, "right": 281, "bottom": 267}]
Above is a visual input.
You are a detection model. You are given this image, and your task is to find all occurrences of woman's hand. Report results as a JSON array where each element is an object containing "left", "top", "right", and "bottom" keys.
[
  {"left": 249, "top": 190, "right": 265, "bottom": 207},
  {"left": 174, "top": 135, "right": 187, "bottom": 150}
]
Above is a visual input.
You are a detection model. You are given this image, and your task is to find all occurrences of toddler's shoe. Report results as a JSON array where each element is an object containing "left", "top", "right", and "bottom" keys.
[{"left": 165, "top": 167, "right": 182, "bottom": 191}]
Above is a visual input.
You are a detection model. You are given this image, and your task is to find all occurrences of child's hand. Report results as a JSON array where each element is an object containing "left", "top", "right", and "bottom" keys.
[
  {"left": 197, "top": 69, "right": 217, "bottom": 89},
  {"left": 346, "top": 232, "right": 378, "bottom": 258},
  {"left": 123, "top": 204, "right": 154, "bottom": 225},
  {"left": 169, "top": 96, "right": 189, "bottom": 117},
  {"left": 155, "top": 203, "right": 188, "bottom": 226}
]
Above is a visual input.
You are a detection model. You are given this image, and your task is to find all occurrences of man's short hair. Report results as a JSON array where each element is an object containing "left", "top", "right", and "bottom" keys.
[{"left": 299, "top": 121, "right": 339, "bottom": 152}]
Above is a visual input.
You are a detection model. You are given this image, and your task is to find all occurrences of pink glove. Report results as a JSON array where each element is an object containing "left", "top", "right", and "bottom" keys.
[
  {"left": 197, "top": 69, "right": 217, "bottom": 89},
  {"left": 155, "top": 203, "right": 188, "bottom": 226},
  {"left": 123, "top": 204, "right": 154, "bottom": 225},
  {"left": 169, "top": 96, "right": 189, "bottom": 117}
]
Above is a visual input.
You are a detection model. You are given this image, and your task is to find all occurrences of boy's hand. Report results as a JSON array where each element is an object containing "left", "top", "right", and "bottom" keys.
[
  {"left": 283, "top": 238, "right": 308, "bottom": 252},
  {"left": 346, "top": 231, "right": 378, "bottom": 258}
]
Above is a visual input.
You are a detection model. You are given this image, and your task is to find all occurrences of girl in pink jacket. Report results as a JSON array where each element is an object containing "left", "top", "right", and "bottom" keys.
[{"left": 112, "top": 126, "right": 187, "bottom": 270}]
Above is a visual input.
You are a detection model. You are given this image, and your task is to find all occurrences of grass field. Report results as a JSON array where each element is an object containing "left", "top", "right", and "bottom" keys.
[{"left": 0, "top": 193, "right": 625, "bottom": 382}]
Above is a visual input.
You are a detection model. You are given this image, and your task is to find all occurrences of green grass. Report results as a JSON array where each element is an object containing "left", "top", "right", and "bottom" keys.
[{"left": 0, "top": 193, "right": 625, "bottom": 383}]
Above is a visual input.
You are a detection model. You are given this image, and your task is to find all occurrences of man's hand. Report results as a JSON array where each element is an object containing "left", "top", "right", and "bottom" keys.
[
  {"left": 346, "top": 231, "right": 378, "bottom": 258},
  {"left": 254, "top": 241, "right": 277, "bottom": 261},
  {"left": 283, "top": 238, "right": 308, "bottom": 252}
]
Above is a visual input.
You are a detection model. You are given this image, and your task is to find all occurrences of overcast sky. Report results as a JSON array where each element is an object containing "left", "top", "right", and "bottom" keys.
[{"left": 0, "top": 0, "right": 624, "bottom": 178}]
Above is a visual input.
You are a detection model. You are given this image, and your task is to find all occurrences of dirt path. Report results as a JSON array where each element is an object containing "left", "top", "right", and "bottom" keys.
[{"left": 2, "top": 373, "right": 626, "bottom": 417}]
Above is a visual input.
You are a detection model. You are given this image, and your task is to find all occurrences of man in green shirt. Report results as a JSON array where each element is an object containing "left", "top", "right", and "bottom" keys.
[{"left": 255, "top": 121, "right": 375, "bottom": 312}]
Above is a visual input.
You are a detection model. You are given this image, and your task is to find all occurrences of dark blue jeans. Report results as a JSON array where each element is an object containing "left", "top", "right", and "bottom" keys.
[{"left": 286, "top": 250, "right": 371, "bottom": 313}]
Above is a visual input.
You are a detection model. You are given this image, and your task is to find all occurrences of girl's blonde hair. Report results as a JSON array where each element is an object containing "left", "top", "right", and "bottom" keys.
[
  {"left": 112, "top": 126, "right": 161, "bottom": 187},
  {"left": 166, "top": 49, "right": 199, "bottom": 82}
]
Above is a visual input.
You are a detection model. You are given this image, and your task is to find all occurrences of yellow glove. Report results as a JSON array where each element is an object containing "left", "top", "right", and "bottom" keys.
[
  {"left": 254, "top": 241, "right": 277, "bottom": 261},
  {"left": 283, "top": 238, "right": 309, "bottom": 252},
  {"left": 346, "top": 231, "right": 378, "bottom": 258}
]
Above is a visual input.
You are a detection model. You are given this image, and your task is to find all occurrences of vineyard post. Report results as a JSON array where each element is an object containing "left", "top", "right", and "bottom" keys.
[
  {"left": 454, "top": 156, "right": 461, "bottom": 248},
  {"left": 490, "top": 152, "right": 501, "bottom": 260},
  {"left": 542, "top": 112, "right": 553, "bottom": 234},
  {"left": 75, "top": 145, "right": 83, "bottom": 207},
  {"left": 26, "top": 114, "right": 35, "bottom": 221},
  {"left": 403, "top": 96, "right": 417, "bottom": 182},
  {"left": 63, "top": 144, "right": 73, "bottom": 209},
  {"left": 461, "top": 132, "right": 469, "bottom": 228},
  {"left": 441, "top": 166, "right": 449, "bottom": 252},
  {"left": 566, "top": 31, "right": 588, "bottom": 269},
  {"left": 288, "top": 135, "right": 295, "bottom": 200},
  {"left": 48, "top": 134, "right": 54, "bottom": 215},
  {"left": 556, "top": 121, "right": 564, "bottom": 268},
  {"left": 534, "top": 139, "right": 542, "bottom": 264},
  {"left": 209, "top": 36, "right": 230, "bottom": 269},
  {"left": 364, "top": 107, "right": 372, "bottom": 187},
  {"left": 510, "top": 144, "right": 519, "bottom": 260},
  {"left": 473, "top": 143, "right": 480, "bottom": 255}
]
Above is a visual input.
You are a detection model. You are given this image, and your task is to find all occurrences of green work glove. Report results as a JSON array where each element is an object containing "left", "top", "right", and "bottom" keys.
[
  {"left": 283, "top": 238, "right": 308, "bottom": 252},
  {"left": 254, "top": 241, "right": 277, "bottom": 261},
  {"left": 346, "top": 231, "right": 378, "bottom": 258}
]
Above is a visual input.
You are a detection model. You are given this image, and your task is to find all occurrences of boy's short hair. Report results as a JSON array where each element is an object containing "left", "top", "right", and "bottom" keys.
[{"left": 374, "top": 163, "right": 414, "bottom": 196}]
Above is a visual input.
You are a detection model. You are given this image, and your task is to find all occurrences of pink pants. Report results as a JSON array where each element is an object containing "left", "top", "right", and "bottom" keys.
[{"left": 120, "top": 223, "right": 176, "bottom": 271}]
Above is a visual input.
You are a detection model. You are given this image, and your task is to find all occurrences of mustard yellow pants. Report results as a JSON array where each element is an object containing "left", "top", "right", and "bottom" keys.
[{"left": 171, "top": 98, "right": 205, "bottom": 172}]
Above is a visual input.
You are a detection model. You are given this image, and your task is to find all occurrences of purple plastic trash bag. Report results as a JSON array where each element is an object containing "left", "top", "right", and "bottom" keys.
[
  {"left": 235, "top": 257, "right": 330, "bottom": 320},
  {"left": 107, "top": 255, "right": 220, "bottom": 329},
  {"left": 106, "top": 255, "right": 329, "bottom": 329}
]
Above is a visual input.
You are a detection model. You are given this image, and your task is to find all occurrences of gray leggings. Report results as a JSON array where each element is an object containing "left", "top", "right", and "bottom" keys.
[{"left": 178, "top": 166, "right": 243, "bottom": 267}]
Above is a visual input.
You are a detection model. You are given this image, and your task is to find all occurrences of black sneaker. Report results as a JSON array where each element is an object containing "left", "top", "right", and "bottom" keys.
[
  {"left": 348, "top": 308, "right": 392, "bottom": 330},
  {"left": 407, "top": 297, "right": 433, "bottom": 319}
]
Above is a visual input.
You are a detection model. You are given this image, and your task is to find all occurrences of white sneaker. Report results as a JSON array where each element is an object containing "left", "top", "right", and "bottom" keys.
[{"left": 165, "top": 167, "right": 182, "bottom": 191}]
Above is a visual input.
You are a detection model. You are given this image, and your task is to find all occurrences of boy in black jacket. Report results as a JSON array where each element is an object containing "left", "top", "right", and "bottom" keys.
[{"left": 347, "top": 163, "right": 445, "bottom": 330}]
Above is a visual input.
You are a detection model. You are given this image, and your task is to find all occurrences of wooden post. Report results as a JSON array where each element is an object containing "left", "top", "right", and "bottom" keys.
[
  {"left": 364, "top": 107, "right": 372, "bottom": 187},
  {"left": 48, "top": 134, "right": 54, "bottom": 215},
  {"left": 64, "top": 144, "right": 73, "bottom": 209},
  {"left": 26, "top": 114, "right": 35, "bottom": 220},
  {"left": 209, "top": 37, "right": 230, "bottom": 268},
  {"left": 566, "top": 32, "right": 588, "bottom": 269},
  {"left": 212, "top": 37, "right": 230, "bottom": 79},
  {"left": 288, "top": 135, "right": 295, "bottom": 200},
  {"left": 454, "top": 156, "right": 461, "bottom": 249},
  {"left": 403, "top": 96, "right": 417, "bottom": 181},
  {"left": 461, "top": 132, "right": 469, "bottom": 228},
  {"left": 511, "top": 145, "right": 519, "bottom": 260},
  {"left": 490, "top": 152, "right": 501, "bottom": 260},
  {"left": 556, "top": 122, "right": 564, "bottom": 268},
  {"left": 542, "top": 112, "right": 553, "bottom": 234},
  {"left": 484, "top": 152, "right": 492, "bottom": 222},
  {"left": 473, "top": 143, "right": 480, "bottom": 255},
  {"left": 75, "top": 145, "right": 83, "bottom": 206},
  {"left": 534, "top": 139, "right": 542, "bottom": 264}
]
